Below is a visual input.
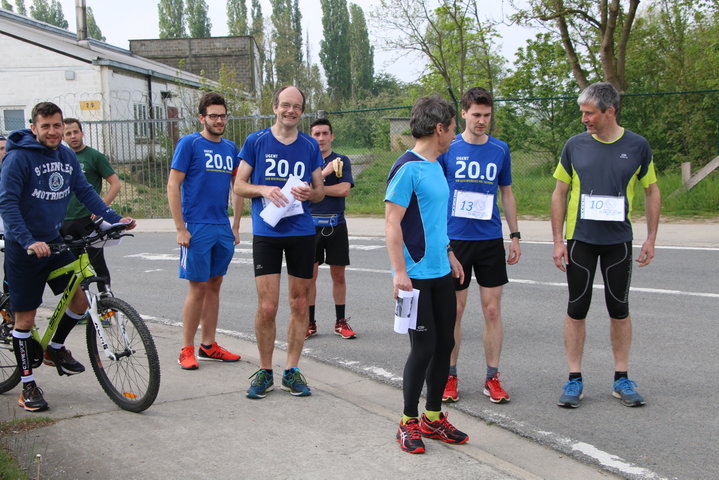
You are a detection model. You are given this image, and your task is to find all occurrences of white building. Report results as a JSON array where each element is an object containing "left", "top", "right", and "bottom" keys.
[{"left": 0, "top": 7, "right": 213, "bottom": 161}]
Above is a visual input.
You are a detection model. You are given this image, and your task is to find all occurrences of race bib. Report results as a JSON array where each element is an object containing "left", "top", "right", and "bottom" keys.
[
  {"left": 451, "top": 190, "right": 494, "bottom": 220},
  {"left": 581, "top": 194, "right": 625, "bottom": 221}
]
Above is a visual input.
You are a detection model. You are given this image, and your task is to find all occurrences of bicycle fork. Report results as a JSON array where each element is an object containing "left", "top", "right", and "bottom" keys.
[{"left": 86, "top": 295, "right": 134, "bottom": 361}]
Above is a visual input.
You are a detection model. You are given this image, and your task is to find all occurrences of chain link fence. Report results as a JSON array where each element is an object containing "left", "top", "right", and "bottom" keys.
[{"left": 80, "top": 90, "right": 718, "bottom": 218}]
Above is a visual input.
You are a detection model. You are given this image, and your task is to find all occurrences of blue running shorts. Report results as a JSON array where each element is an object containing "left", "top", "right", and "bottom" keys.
[{"left": 179, "top": 223, "right": 235, "bottom": 282}]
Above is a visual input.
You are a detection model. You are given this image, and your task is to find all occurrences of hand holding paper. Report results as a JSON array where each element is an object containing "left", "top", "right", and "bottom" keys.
[
  {"left": 394, "top": 288, "right": 419, "bottom": 334},
  {"left": 260, "top": 175, "right": 305, "bottom": 227}
]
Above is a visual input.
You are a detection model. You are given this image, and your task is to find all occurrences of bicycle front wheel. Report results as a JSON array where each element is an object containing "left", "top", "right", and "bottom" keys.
[{"left": 86, "top": 297, "right": 160, "bottom": 412}]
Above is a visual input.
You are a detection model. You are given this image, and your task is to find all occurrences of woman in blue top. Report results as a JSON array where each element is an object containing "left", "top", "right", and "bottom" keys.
[{"left": 385, "top": 96, "right": 468, "bottom": 454}]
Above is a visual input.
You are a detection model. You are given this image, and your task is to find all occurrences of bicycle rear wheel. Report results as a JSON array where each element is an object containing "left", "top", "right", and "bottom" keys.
[
  {"left": 0, "top": 295, "right": 20, "bottom": 393},
  {"left": 86, "top": 297, "right": 160, "bottom": 412}
]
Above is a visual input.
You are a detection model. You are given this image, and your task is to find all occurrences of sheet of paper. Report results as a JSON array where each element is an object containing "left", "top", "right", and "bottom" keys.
[
  {"left": 259, "top": 175, "right": 305, "bottom": 227},
  {"left": 394, "top": 288, "right": 420, "bottom": 334}
]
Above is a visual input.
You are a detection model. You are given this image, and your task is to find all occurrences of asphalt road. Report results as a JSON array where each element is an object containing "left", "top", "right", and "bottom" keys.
[{"left": 74, "top": 232, "right": 719, "bottom": 480}]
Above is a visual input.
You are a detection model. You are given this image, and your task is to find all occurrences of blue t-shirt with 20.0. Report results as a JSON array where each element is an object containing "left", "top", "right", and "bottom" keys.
[
  {"left": 170, "top": 132, "right": 239, "bottom": 224},
  {"left": 239, "top": 128, "right": 323, "bottom": 237},
  {"left": 438, "top": 134, "right": 512, "bottom": 240}
]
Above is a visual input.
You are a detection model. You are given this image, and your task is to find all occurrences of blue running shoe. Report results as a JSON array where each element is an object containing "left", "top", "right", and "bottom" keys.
[
  {"left": 558, "top": 378, "right": 584, "bottom": 408},
  {"left": 281, "top": 367, "right": 311, "bottom": 397},
  {"left": 613, "top": 378, "right": 646, "bottom": 407},
  {"left": 246, "top": 369, "right": 274, "bottom": 399}
]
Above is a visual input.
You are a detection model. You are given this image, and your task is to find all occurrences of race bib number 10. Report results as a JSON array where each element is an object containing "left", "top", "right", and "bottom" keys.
[
  {"left": 581, "top": 194, "right": 625, "bottom": 221},
  {"left": 451, "top": 190, "right": 494, "bottom": 220}
]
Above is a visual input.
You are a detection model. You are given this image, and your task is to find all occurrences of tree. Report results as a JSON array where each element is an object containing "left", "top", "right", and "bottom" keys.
[
  {"left": 86, "top": 6, "right": 105, "bottom": 42},
  {"left": 186, "top": 0, "right": 211, "bottom": 38},
  {"left": 498, "top": 33, "right": 579, "bottom": 160},
  {"left": 512, "top": 0, "right": 640, "bottom": 92},
  {"left": 227, "top": 0, "right": 248, "bottom": 36},
  {"left": 349, "top": 4, "right": 374, "bottom": 99},
  {"left": 29, "top": 0, "right": 68, "bottom": 29},
  {"left": 15, "top": 0, "right": 26, "bottom": 15},
  {"left": 320, "top": 0, "right": 352, "bottom": 103},
  {"left": 250, "top": 0, "right": 265, "bottom": 82},
  {"left": 158, "top": 0, "right": 186, "bottom": 39},
  {"left": 372, "top": 0, "right": 503, "bottom": 98},
  {"left": 270, "top": 0, "right": 303, "bottom": 86},
  {"left": 621, "top": 0, "right": 719, "bottom": 170},
  {"left": 2, "top": 1, "right": 13, "bottom": 11}
]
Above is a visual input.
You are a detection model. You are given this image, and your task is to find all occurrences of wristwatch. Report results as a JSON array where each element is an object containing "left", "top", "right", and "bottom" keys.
[{"left": 509, "top": 232, "right": 521, "bottom": 240}]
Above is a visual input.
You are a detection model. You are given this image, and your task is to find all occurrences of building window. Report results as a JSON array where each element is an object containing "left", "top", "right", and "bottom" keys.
[
  {"left": 2, "top": 109, "right": 26, "bottom": 132},
  {"left": 133, "top": 104, "right": 166, "bottom": 139}
]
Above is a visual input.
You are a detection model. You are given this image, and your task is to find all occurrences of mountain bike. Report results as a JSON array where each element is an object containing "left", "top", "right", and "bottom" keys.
[{"left": 0, "top": 222, "right": 160, "bottom": 413}]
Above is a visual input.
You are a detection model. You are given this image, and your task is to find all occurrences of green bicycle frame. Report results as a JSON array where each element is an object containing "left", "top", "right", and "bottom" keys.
[{"left": 38, "top": 252, "right": 96, "bottom": 349}]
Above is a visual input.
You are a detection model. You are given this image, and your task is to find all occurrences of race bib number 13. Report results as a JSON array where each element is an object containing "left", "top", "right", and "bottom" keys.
[
  {"left": 451, "top": 190, "right": 494, "bottom": 220},
  {"left": 581, "top": 194, "right": 625, "bottom": 221}
]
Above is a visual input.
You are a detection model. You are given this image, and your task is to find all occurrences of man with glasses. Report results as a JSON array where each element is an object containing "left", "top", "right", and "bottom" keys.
[
  {"left": 234, "top": 85, "right": 324, "bottom": 398},
  {"left": 167, "top": 92, "right": 243, "bottom": 370}
]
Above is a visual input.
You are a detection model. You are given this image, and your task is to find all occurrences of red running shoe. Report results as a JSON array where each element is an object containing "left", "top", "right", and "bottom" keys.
[
  {"left": 396, "top": 417, "right": 425, "bottom": 454},
  {"left": 484, "top": 373, "right": 510, "bottom": 403},
  {"left": 334, "top": 318, "right": 356, "bottom": 339},
  {"left": 306, "top": 321, "right": 317, "bottom": 339},
  {"left": 442, "top": 375, "right": 459, "bottom": 402},
  {"left": 419, "top": 412, "right": 469, "bottom": 445},
  {"left": 178, "top": 346, "right": 199, "bottom": 370}
]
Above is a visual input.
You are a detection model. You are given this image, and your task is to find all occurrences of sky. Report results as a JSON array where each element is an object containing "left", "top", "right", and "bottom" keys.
[{"left": 48, "top": 0, "right": 536, "bottom": 83}]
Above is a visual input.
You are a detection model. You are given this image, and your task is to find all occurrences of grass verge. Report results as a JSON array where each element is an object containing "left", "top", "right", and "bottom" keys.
[{"left": 0, "top": 416, "right": 56, "bottom": 480}]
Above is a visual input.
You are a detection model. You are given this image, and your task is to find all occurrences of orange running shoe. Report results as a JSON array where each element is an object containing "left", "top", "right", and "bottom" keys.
[
  {"left": 198, "top": 342, "right": 240, "bottom": 362},
  {"left": 178, "top": 346, "right": 199, "bottom": 370}
]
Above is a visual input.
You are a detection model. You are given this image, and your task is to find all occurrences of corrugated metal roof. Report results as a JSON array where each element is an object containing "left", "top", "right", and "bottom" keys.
[{"left": 0, "top": 8, "right": 212, "bottom": 88}]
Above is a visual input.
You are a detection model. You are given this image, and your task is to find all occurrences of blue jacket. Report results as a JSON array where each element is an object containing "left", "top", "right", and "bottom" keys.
[{"left": 0, "top": 128, "right": 122, "bottom": 249}]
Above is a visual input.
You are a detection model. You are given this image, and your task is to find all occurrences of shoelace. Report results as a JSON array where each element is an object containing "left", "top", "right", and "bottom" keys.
[
  {"left": 24, "top": 384, "right": 44, "bottom": 397},
  {"left": 249, "top": 369, "right": 271, "bottom": 386},
  {"left": 285, "top": 369, "right": 308, "bottom": 386},
  {"left": 615, "top": 378, "right": 637, "bottom": 394},
  {"left": 565, "top": 379, "right": 582, "bottom": 395},
  {"left": 405, "top": 419, "right": 423, "bottom": 439}
]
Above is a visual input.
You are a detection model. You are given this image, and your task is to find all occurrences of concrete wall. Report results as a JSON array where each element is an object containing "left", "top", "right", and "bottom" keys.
[
  {"left": 0, "top": 33, "right": 103, "bottom": 128},
  {"left": 129, "top": 36, "right": 260, "bottom": 98}
]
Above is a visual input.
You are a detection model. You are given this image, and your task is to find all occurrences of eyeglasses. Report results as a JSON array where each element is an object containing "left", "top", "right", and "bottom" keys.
[
  {"left": 279, "top": 103, "right": 303, "bottom": 112},
  {"left": 205, "top": 114, "right": 228, "bottom": 121}
]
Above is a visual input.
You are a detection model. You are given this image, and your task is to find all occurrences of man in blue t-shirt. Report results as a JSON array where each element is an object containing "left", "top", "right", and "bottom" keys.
[
  {"left": 438, "top": 87, "right": 521, "bottom": 405},
  {"left": 167, "top": 92, "right": 243, "bottom": 371},
  {"left": 306, "top": 118, "right": 356, "bottom": 340},
  {"left": 234, "top": 86, "right": 324, "bottom": 399}
]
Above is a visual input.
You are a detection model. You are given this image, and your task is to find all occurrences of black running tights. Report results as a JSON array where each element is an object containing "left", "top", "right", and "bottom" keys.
[{"left": 402, "top": 274, "right": 456, "bottom": 417}]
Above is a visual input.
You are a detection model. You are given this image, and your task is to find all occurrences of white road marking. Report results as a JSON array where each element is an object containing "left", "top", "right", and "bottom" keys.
[{"left": 127, "top": 251, "right": 718, "bottom": 299}]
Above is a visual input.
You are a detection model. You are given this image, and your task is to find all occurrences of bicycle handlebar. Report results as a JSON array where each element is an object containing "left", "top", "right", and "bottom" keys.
[{"left": 26, "top": 219, "right": 134, "bottom": 256}]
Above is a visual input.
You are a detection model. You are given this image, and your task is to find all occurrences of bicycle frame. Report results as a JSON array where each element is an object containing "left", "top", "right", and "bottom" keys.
[{"left": 40, "top": 250, "right": 125, "bottom": 361}]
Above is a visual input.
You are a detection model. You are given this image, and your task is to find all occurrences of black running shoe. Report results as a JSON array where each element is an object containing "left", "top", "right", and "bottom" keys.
[
  {"left": 18, "top": 382, "right": 48, "bottom": 412},
  {"left": 396, "top": 418, "right": 425, "bottom": 454},
  {"left": 44, "top": 346, "right": 85, "bottom": 376}
]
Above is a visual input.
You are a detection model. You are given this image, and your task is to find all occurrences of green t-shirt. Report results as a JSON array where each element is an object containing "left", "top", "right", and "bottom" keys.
[{"left": 65, "top": 146, "right": 116, "bottom": 220}]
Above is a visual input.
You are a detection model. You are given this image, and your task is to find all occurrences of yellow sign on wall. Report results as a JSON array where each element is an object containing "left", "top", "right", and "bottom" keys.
[{"left": 79, "top": 100, "right": 101, "bottom": 111}]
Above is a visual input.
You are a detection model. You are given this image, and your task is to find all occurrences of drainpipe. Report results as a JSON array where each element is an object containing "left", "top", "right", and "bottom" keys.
[{"left": 76, "top": 0, "right": 87, "bottom": 42}]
